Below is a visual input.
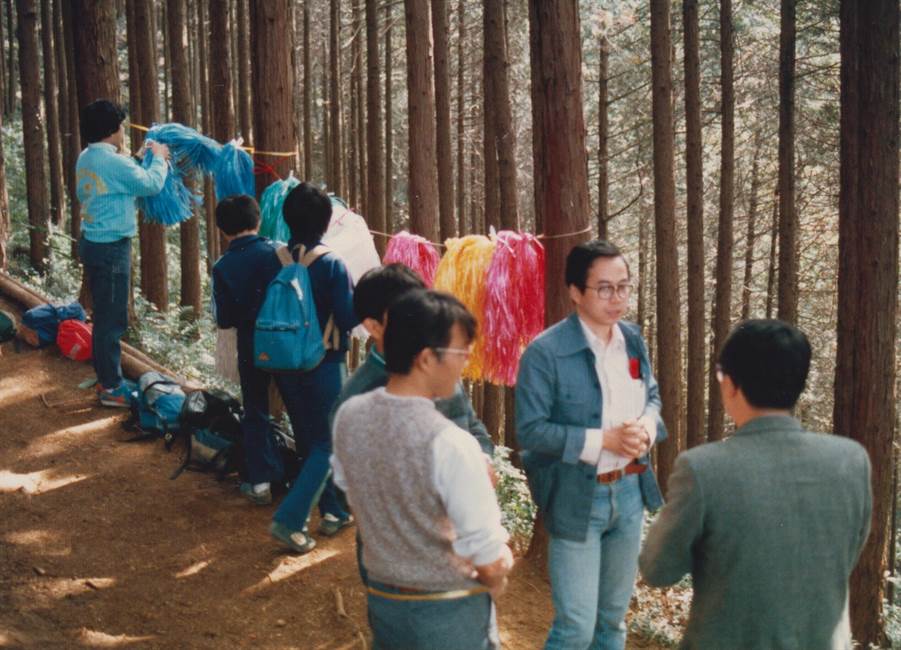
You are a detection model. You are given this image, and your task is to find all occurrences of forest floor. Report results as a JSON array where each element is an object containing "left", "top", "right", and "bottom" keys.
[{"left": 0, "top": 299, "right": 673, "bottom": 649}]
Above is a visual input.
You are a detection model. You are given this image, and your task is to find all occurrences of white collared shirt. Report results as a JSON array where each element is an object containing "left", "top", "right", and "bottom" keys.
[{"left": 577, "top": 319, "right": 657, "bottom": 474}]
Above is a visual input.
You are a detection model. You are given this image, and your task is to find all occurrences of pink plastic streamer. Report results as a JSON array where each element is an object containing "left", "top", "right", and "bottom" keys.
[
  {"left": 382, "top": 231, "right": 441, "bottom": 287},
  {"left": 482, "top": 231, "right": 546, "bottom": 385}
]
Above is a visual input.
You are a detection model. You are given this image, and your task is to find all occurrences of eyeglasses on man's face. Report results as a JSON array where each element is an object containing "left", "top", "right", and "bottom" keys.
[{"left": 586, "top": 282, "right": 634, "bottom": 301}]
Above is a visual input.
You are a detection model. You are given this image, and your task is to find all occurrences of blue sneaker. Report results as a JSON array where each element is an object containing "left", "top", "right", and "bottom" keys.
[
  {"left": 97, "top": 382, "right": 138, "bottom": 408},
  {"left": 270, "top": 521, "right": 316, "bottom": 554}
]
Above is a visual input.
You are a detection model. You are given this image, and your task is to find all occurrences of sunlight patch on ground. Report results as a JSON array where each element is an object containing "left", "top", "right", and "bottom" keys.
[
  {"left": 242, "top": 548, "right": 341, "bottom": 595},
  {"left": 175, "top": 559, "right": 211, "bottom": 578},
  {"left": 15, "top": 577, "right": 117, "bottom": 611},
  {"left": 0, "top": 468, "right": 88, "bottom": 494},
  {"left": 4, "top": 528, "right": 71, "bottom": 556},
  {"left": 0, "top": 629, "right": 26, "bottom": 647},
  {"left": 77, "top": 628, "right": 154, "bottom": 647},
  {"left": 23, "top": 416, "right": 121, "bottom": 460}
]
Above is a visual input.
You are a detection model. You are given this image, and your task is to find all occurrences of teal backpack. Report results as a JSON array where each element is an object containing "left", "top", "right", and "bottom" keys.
[{"left": 253, "top": 245, "right": 338, "bottom": 372}]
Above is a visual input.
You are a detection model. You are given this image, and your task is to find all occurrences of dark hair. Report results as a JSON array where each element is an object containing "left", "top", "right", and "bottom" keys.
[
  {"left": 282, "top": 182, "right": 332, "bottom": 246},
  {"left": 354, "top": 264, "right": 426, "bottom": 322},
  {"left": 384, "top": 289, "right": 477, "bottom": 374},
  {"left": 565, "top": 239, "right": 629, "bottom": 290},
  {"left": 718, "top": 319, "right": 811, "bottom": 410},
  {"left": 215, "top": 194, "right": 261, "bottom": 236},
  {"left": 80, "top": 99, "right": 127, "bottom": 143}
]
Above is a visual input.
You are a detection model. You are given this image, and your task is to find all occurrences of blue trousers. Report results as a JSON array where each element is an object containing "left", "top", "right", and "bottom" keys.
[
  {"left": 79, "top": 237, "right": 130, "bottom": 390},
  {"left": 367, "top": 581, "right": 494, "bottom": 650},
  {"left": 545, "top": 474, "right": 644, "bottom": 650},
  {"left": 272, "top": 358, "right": 348, "bottom": 529},
  {"left": 236, "top": 341, "right": 287, "bottom": 486}
]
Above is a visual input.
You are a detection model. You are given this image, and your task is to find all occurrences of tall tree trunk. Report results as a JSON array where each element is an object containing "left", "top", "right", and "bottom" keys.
[
  {"left": 649, "top": 0, "right": 683, "bottom": 491},
  {"left": 486, "top": 0, "right": 518, "bottom": 230},
  {"left": 765, "top": 191, "right": 777, "bottom": 319},
  {"left": 236, "top": 0, "right": 251, "bottom": 141},
  {"left": 5, "top": 0, "right": 15, "bottom": 116},
  {"left": 455, "top": 0, "right": 465, "bottom": 235},
  {"left": 322, "top": 67, "right": 330, "bottom": 189},
  {"left": 208, "top": 2, "right": 235, "bottom": 167},
  {"left": 250, "top": 0, "right": 297, "bottom": 195},
  {"left": 16, "top": 0, "right": 48, "bottom": 272},
  {"left": 354, "top": 0, "right": 366, "bottom": 215},
  {"left": 61, "top": 0, "right": 79, "bottom": 254},
  {"left": 432, "top": 0, "right": 455, "bottom": 241},
  {"left": 683, "top": 0, "right": 705, "bottom": 449},
  {"left": 740, "top": 133, "right": 762, "bottom": 321},
  {"left": 168, "top": 0, "right": 200, "bottom": 318},
  {"left": 302, "top": 0, "right": 312, "bottom": 180},
  {"left": 706, "top": 0, "right": 734, "bottom": 444},
  {"left": 404, "top": 0, "right": 439, "bottom": 243},
  {"left": 365, "top": 0, "right": 384, "bottom": 255},
  {"left": 132, "top": 0, "right": 168, "bottom": 311},
  {"left": 348, "top": 2, "right": 358, "bottom": 210},
  {"left": 597, "top": 33, "right": 608, "bottom": 239},
  {"left": 777, "top": 0, "right": 797, "bottom": 324},
  {"left": 160, "top": 1, "right": 168, "bottom": 118},
  {"left": 0, "top": 108, "right": 8, "bottom": 270},
  {"left": 0, "top": 3, "right": 6, "bottom": 122},
  {"left": 384, "top": 1, "right": 393, "bottom": 229},
  {"left": 72, "top": 0, "right": 119, "bottom": 114},
  {"left": 836, "top": 0, "right": 899, "bottom": 643},
  {"left": 328, "top": 0, "right": 343, "bottom": 195},
  {"left": 39, "top": 0, "right": 62, "bottom": 228},
  {"left": 483, "top": 383, "right": 503, "bottom": 447}
]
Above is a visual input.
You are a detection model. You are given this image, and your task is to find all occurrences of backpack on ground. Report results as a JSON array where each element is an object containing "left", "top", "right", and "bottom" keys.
[
  {"left": 170, "top": 388, "right": 245, "bottom": 480},
  {"left": 123, "top": 372, "right": 186, "bottom": 443},
  {"left": 21, "top": 302, "right": 86, "bottom": 348},
  {"left": 0, "top": 309, "right": 16, "bottom": 344},
  {"left": 57, "top": 319, "right": 93, "bottom": 361},
  {"left": 253, "top": 244, "right": 339, "bottom": 373}
]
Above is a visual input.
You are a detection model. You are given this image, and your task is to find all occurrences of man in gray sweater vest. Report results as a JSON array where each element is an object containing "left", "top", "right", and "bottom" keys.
[
  {"left": 332, "top": 290, "right": 513, "bottom": 650},
  {"left": 640, "top": 320, "right": 872, "bottom": 649}
]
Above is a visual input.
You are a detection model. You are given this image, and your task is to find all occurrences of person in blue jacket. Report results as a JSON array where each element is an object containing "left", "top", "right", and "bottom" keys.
[
  {"left": 76, "top": 99, "right": 170, "bottom": 407},
  {"left": 516, "top": 239, "right": 667, "bottom": 650},
  {"left": 269, "top": 183, "right": 358, "bottom": 554}
]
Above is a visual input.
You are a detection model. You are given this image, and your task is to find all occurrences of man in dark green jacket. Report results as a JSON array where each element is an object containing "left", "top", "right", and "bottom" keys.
[{"left": 640, "top": 320, "right": 872, "bottom": 649}]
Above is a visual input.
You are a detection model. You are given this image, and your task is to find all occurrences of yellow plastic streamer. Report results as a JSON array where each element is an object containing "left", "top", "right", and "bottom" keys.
[{"left": 433, "top": 235, "right": 497, "bottom": 381}]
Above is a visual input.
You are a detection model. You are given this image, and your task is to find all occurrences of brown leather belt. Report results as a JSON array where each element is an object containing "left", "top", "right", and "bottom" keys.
[{"left": 597, "top": 461, "right": 647, "bottom": 484}]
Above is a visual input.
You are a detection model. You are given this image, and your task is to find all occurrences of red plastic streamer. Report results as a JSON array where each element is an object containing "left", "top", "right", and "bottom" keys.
[{"left": 382, "top": 231, "right": 441, "bottom": 287}]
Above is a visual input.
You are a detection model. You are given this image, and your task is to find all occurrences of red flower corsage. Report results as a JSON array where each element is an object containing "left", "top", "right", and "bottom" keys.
[{"left": 628, "top": 357, "right": 642, "bottom": 380}]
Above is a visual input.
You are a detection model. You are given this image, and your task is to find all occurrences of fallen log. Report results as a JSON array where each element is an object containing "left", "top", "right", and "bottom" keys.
[{"left": 0, "top": 271, "right": 199, "bottom": 390}]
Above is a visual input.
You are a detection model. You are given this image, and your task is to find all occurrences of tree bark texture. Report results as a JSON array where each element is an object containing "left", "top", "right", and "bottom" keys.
[
  {"left": 0, "top": 108, "right": 8, "bottom": 270},
  {"left": 455, "top": 0, "right": 465, "bottom": 235},
  {"left": 71, "top": 0, "right": 119, "bottom": 123},
  {"left": 302, "top": 1, "right": 312, "bottom": 181},
  {"left": 683, "top": 0, "right": 705, "bottom": 449},
  {"left": 132, "top": 0, "right": 168, "bottom": 311},
  {"left": 236, "top": 0, "right": 252, "bottom": 141},
  {"left": 485, "top": 0, "right": 518, "bottom": 230},
  {"left": 528, "top": 0, "right": 591, "bottom": 326},
  {"left": 741, "top": 134, "right": 762, "bottom": 321},
  {"left": 482, "top": 30, "right": 499, "bottom": 232},
  {"left": 5, "top": 0, "right": 15, "bottom": 115},
  {"left": 777, "top": 0, "right": 797, "bottom": 324},
  {"left": 168, "top": 0, "right": 200, "bottom": 318},
  {"left": 328, "top": 0, "right": 343, "bottom": 196},
  {"left": 432, "top": 0, "right": 455, "bottom": 241},
  {"left": 836, "top": 0, "right": 899, "bottom": 643},
  {"left": 250, "top": 0, "right": 297, "bottom": 196},
  {"left": 707, "top": 0, "right": 734, "bottom": 444},
  {"left": 39, "top": 0, "right": 63, "bottom": 227},
  {"left": 597, "top": 33, "right": 608, "bottom": 239},
  {"left": 403, "top": 0, "right": 440, "bottom": 244},
  {"left": 384, "top": 2, "right": 393, "bottom": 230},
  {"left": 365, "top": 0, "right": 385, "bottom": 255},
  {"left": 16, "top": 0, "right": 48, "bottom": 272},
  {"left": 60, "top": 0, "right": 79, "bottom": 255},
  {"left": 649, "top": 0, "right": 683, "bottom": 492}
]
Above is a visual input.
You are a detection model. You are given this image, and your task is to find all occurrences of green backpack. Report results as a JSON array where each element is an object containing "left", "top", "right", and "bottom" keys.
[{"left": 0, "top": 309, "right": 16, "bottom": 343}]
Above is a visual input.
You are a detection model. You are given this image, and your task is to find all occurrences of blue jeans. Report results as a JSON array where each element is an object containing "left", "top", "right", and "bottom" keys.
[
  {"left": 367, "top": 581, "right": 494, "bottom": 650},
  {"left": 236, "top": 333, "right": 286, "bottom": 485},
  {"left": 273, "top": 359, "right": 348, "bottom": 529},
  {"left": 545, "top": 474, "right": 644, "bottom": 650},
  {"left": 79, "top": 237, "right": 131, "bottom": 390}
]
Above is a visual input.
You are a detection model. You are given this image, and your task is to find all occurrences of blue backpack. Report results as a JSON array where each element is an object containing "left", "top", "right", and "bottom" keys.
[
  {"left": 253, "top": 245, "right": 339, "bottom": 372},
  {"left": 21, "top": 302, "right": 86, "bottom": 347},
  {"left": 124, "top": 372, "right": 186, "bottom": 443}
]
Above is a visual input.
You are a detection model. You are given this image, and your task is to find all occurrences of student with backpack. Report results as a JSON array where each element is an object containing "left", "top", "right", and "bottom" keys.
[
  {"left": 268, "top": 183, "right": 358, "bottom": 554},
  {"left": 76, "top": 99, "right": 170, "bottom": 407},
  {"left": 211, "top": 196, "right": 287, "bottom": 501}
]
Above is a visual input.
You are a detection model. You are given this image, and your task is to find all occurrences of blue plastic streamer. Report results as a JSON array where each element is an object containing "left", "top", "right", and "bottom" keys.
[
  {"left": 259, "top": 176, "right": 300, "bottom": 243},
  {"left": 212, "top": 142, "right": 256, "bottom": 200},
  {"left": 137, "top": 149, "right": 201, "bottom": 225}
]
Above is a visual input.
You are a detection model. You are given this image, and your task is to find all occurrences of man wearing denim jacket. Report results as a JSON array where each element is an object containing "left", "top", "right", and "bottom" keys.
[
  {"left": 516, "top": 239, "right": 667, "bottom": 650},
  {"left": 76, "top": 99, "right": 169, "bottom": 407}
]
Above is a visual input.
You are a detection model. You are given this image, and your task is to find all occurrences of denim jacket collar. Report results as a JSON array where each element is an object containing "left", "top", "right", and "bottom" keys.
[{"left": 556, "top": 313, "right": 639, "bottom": 358}]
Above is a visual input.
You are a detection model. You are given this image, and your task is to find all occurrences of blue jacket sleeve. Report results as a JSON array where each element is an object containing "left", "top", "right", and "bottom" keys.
[
  {"left": 107, "top": 152, "right": 168, "bottom": 197},
  {"left": 515, "top": 343, "right": 588, "bottom": 465},
  {"left": 328, "top": 257, "right": 359, "bottom": 333},
  {"left": 212, "top": 264, "right": 238, "bottom": 329}
]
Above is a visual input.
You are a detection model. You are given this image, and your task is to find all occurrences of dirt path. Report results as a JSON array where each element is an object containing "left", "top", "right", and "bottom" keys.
[{"left": 0, "top": 315, "right": 664, "bottom": 649}]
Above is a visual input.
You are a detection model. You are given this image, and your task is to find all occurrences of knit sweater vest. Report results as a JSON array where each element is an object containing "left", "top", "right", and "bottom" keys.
[{"left": 333, "top": 388, "right": 480, "bottom": 591}]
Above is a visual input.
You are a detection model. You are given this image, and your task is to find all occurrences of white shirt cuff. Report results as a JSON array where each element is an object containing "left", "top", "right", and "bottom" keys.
[
  {"left": 580, "top": 428, "right": 604, "bottom": 464},
  {"left": 639, "top": 415, "right": 657, "bottom": 446}
]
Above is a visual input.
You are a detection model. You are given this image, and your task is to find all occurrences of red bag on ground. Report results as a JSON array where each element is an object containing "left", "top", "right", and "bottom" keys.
[{"left": 57, "top": 319, "right": 93, "bottom": 362}]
